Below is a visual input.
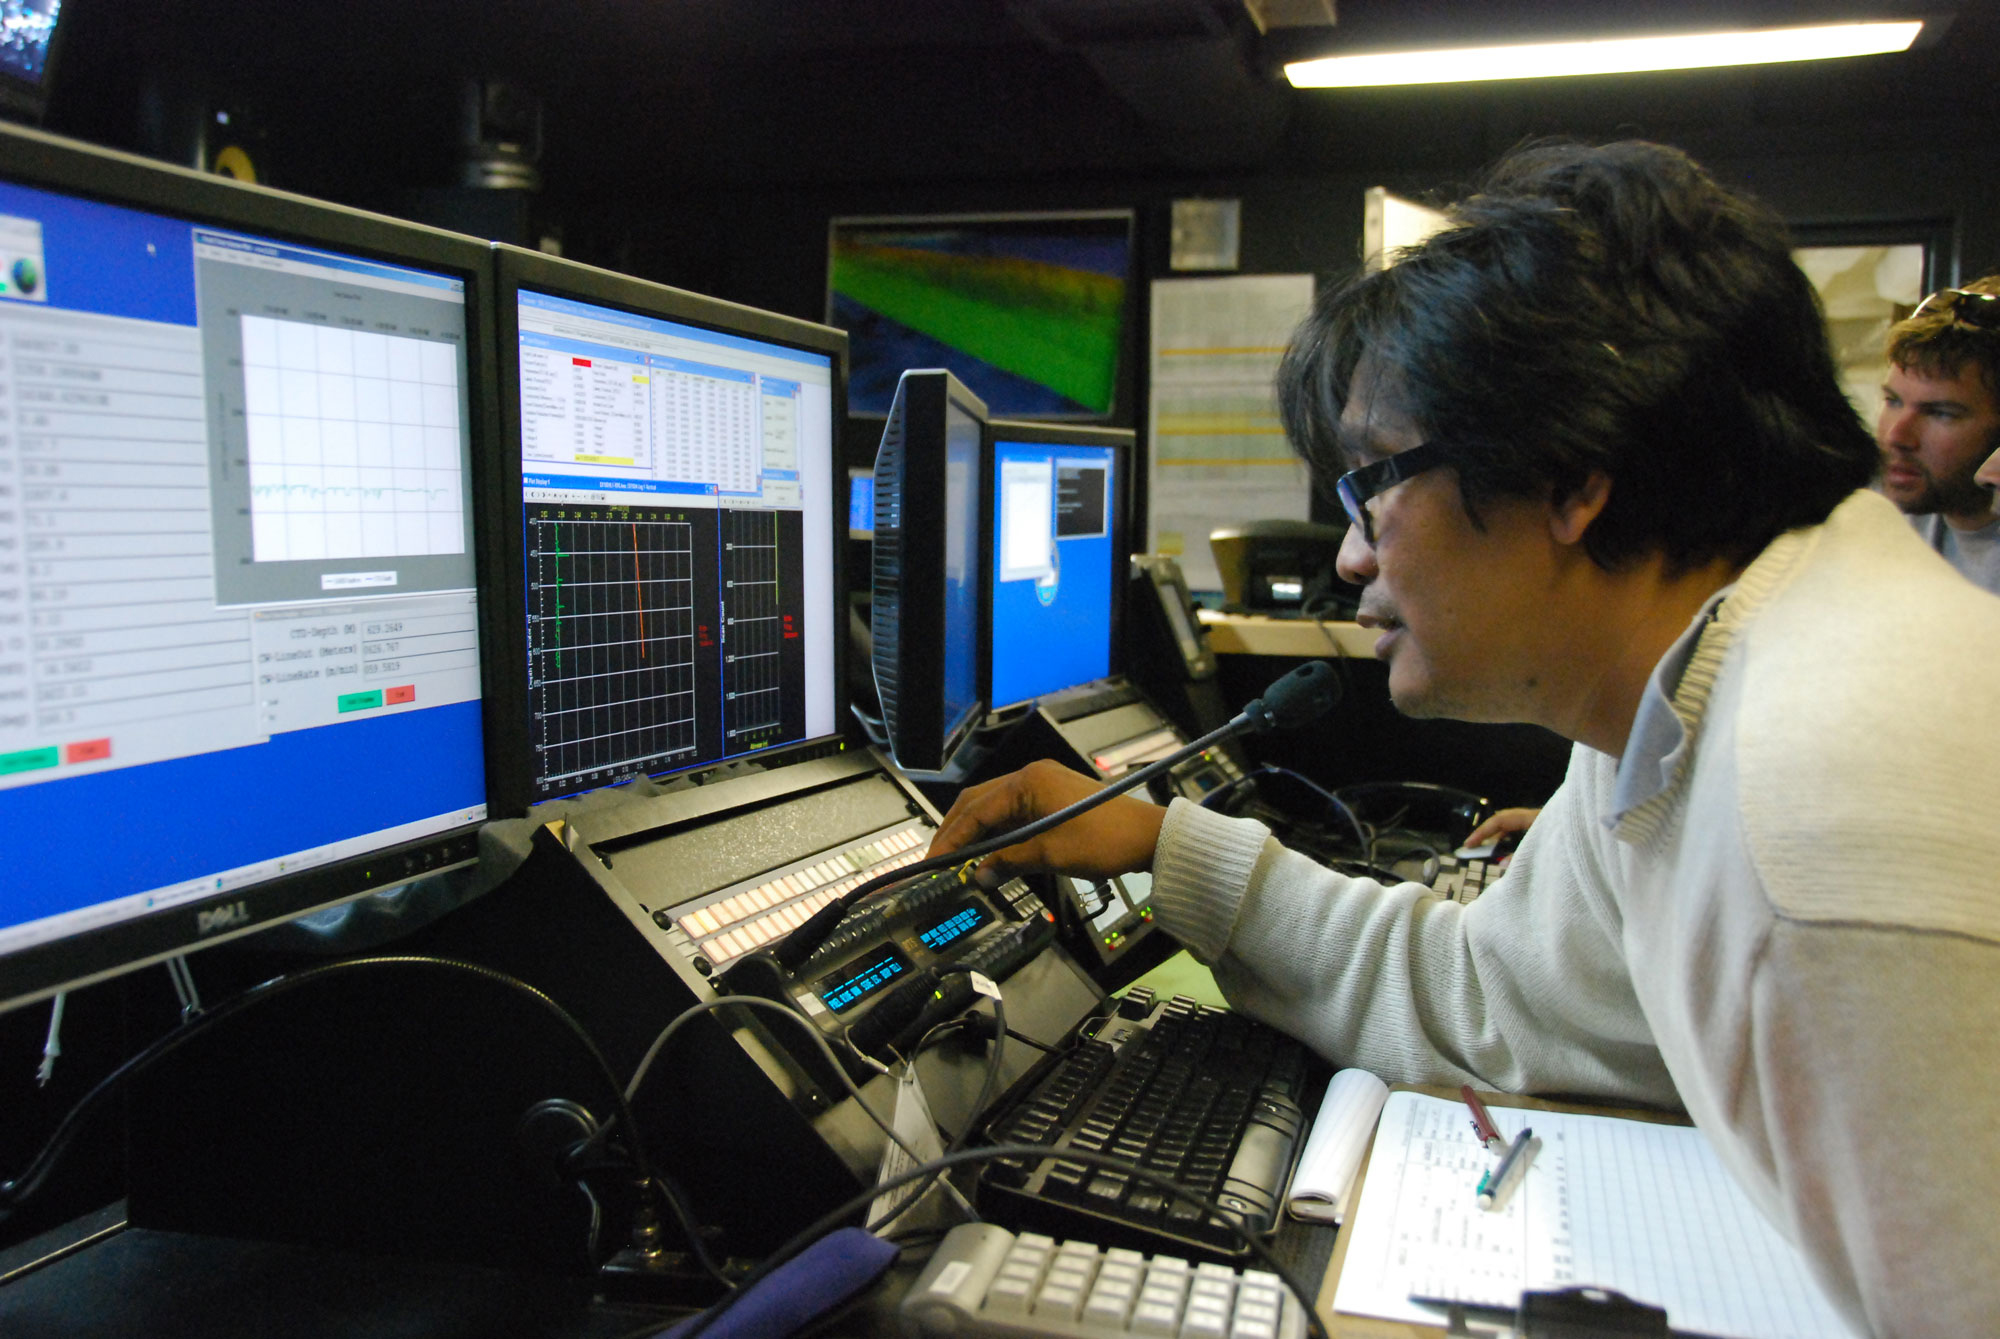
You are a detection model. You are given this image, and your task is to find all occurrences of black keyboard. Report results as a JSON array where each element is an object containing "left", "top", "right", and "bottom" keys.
[
  {"left": 1044, "top": 680, "right": 1141, "bottom": 723},
  {"left": 976, "top": 990, "right": 1315, "bottom": 1262}
]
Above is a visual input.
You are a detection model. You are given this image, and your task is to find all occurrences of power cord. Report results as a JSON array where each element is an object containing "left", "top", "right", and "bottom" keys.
[
  {"left": 1202, "top": 763, "right": 1372, "bottom": 857},
  {"left": 615, "top": 993, "right": 968, "bottom": 1239},
  {"left": 872, "top": 968, "right": 1008, "bottom": 1236},
  {"left": 634, "top": 1141, "right": 1332, "bottom": 1339},
  {"left": 0, "top": 956, "right": 654, "bottom": 1232}
]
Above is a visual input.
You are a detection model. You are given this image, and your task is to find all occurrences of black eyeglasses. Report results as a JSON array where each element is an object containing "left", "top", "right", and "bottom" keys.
[
  {"left": 1912, "top": 288, "right": 2000, "bottom": 331},
  {"left": 1334, "top": 440, "right": 1451, "bottom": 546}
]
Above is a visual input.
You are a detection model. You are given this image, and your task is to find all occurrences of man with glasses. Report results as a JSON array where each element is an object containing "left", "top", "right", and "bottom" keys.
[
  {"left": 1878, "top": 278, "right": 2000, "bottom": 593},
  {"left": 933, "top": 140, "right": 1998, "bottom": 1335}
]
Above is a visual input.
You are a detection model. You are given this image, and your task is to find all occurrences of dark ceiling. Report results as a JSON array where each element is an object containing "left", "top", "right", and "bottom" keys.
[{"left": 42, "top": 0, "right": 2000, "bottom": 204}]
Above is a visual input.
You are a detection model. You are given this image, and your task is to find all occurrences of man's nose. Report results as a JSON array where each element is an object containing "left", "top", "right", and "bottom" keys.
[
  {"left": 1878, "top": 406, "right": 1919, "bottom": 448},
  {"left": 1335, "top": 521, "right": 1375, "bottom": 586}
]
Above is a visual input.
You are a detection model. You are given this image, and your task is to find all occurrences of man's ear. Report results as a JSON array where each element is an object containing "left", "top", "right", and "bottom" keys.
[{"left": 1549, "top": 471, "right": 1612, "bottom": 548}]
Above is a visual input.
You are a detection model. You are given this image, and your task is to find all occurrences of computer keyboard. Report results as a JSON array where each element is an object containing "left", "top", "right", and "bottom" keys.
[
  {"left": 977, "top": 991, "right": 1313, "bottom": 1262},
  {"left": 1429, "top": 852, "right": 1504, "bottom": 905},
  {"left": 664, "top": 821, "right": 930, "bottom": 968},
  {"left": 902, "top": 1222, "right": 1308, "bottom": 1339}
]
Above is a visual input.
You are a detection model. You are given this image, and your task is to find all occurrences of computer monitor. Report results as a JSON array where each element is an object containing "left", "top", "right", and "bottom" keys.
[
  {"left": 489, "top": 246, "right": 847, "bottom": 808},
  {"left": 984, "top": 420, "right": 1131, "bottom": 711},
  {"left": 0, "top": 123, "right": 494, "bottom": 1014},
  {"left": 870, "top": 368, "right": 987, "bottom": 774}
]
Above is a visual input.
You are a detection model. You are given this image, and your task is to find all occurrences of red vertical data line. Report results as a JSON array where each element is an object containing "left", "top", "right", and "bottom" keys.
[{"left": 631, "top": 520, "right": 646, "bottom": 660}]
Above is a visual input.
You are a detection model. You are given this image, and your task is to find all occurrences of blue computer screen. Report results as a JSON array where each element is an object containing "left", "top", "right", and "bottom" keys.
[
  {"left": 0, "top": 176, "right": 487, "bottom": 968},
  {"left": 987, "top": 439, "right": 1118, "bottom": 709}
]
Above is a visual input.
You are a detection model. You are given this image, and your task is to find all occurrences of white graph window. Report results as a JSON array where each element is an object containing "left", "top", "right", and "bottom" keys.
[{"left": 241, "top": 314, "right": 467, "bottom": 562}]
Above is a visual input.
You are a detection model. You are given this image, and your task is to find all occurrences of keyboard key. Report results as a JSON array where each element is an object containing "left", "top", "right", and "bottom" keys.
[
  {"left": 1180, "top": 1302, "right": 1230, "bottom": 1339},
  {"left": 1034, "top": 1284, "right": 1084, "bottom": 1320}
]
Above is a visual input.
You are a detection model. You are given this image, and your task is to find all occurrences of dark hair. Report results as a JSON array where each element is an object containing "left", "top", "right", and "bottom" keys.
[
  {"left": 1278, "top": 140, "right": 1878, "bottom": 573},
  {"left": 1885, "top": 274, "right": 2000, "bottom": 396}
]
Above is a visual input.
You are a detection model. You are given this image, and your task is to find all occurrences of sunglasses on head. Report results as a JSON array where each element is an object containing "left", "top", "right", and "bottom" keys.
[{"left": 1911, "top": 288, "right": 2000, "bottom": 331}]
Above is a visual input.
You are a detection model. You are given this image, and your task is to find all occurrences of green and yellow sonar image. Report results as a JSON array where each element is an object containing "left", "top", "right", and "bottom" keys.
[{"left": 830, "top": 234, "right": 1125, "bottom": 415}]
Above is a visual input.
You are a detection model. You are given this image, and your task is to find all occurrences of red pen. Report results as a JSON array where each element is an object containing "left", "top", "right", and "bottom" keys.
[{"left": 1460, "top": 1084, "right": 1507, "bottom": 1154}]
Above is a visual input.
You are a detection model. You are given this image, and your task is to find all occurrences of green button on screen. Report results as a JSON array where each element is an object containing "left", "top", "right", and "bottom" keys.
[
  {"left": 337, "top": 691, "right": 385, "bottom": 713},
  {"left": 0, "top": 747, "right": 58, "bottom": 775}
]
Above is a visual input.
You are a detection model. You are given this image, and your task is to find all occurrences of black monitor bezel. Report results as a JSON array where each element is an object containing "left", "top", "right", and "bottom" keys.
[
  {"left": 487, "top": 243, "right": 851, "bottom": 817},
  {"left": 979, "top": 419, "right": 1135, "bottom": 713},
  {"left": 876, "top": 371, "right": 1000, "bottom": 783},
  {"left": 0, "top": 121, "right": 501, "bottom": 1015}
]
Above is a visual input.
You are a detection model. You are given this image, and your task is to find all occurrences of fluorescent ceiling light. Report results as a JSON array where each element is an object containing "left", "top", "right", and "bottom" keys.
[{"left": 1285, "top": 20, "right": 1924, "bottom": 88}]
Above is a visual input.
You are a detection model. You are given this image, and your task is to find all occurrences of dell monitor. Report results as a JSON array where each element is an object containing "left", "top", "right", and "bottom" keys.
[
  {"left": 0, "top": 123, "right": 494, "bottom": 1013},
  {"left": 489, "top": 246, "right": 847, "bottom": 809},
  {"left": 984, "top": 420, "right": 1131, "bottom": 711},
  {"left": 870, "top": 368, "right": 987, "bottom": 774}
]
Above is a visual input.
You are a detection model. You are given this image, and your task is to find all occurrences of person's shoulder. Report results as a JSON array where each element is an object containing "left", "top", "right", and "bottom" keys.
[
  {"left": 1752, "top": 490, "right": 2000, "bottom": 656},
  {"left": 1728, "top": 492, "right": 2000, "bottom": 941}
]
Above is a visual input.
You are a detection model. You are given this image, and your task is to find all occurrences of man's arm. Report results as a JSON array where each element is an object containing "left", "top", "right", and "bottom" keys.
[
  {"left": 1148, "top": 792, "right": 1679, "bottom": 1104},
  {"left": 932, "top": 756, "right": 1677, "bottom": 1105}
]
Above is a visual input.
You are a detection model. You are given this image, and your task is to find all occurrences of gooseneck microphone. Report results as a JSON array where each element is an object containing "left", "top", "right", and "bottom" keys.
[{"left": 720, "top": 660, "right": 1340, "bottom": 986}]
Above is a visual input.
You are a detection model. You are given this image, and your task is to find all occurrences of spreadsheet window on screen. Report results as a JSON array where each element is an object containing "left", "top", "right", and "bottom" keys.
[
  {"left": 0, "top": 176, "right": 487, "bottom": 979},
  {"left": 515, "top": 289, "right": 838, "bottom": 799},
  {"left": 988, "top": 438, "right": 1117, "bottom": 709}
]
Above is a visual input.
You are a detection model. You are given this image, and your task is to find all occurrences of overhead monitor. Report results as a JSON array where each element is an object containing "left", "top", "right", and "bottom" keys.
[
  {"left": 0, "top": 0, "right": 67, "bottom": 124},
  {"left": 869, "top": 368, "right": 987, "bottom": 775},
  {"left": 0, "top": 123, "right": 494, "bottom": 1014},
  {"left": 827, "top": 211, "right": 1134, "bottom": 421},
  {"left": 490, "top": 246, "right": 847, "bottom": 808},
  {"left": 984, "top": 420, "right": 1131, "bottom": 711}
]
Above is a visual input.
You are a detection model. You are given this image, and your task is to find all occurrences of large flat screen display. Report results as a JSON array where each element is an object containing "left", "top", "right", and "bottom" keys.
[{"left": 0, "top": 126, "right": 492, "bottom": 1012}]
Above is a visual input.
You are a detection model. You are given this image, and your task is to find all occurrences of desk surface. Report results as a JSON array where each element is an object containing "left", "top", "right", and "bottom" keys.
[{"left": 1198, "top": 611, "right": 1378, "bottom": 659}]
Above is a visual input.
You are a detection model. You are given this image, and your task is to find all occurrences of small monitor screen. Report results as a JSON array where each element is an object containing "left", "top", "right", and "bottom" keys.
[
  {"left": 847, "top": 467, "right": 874, "bottom": 539},
  {"left": 988, "top": 437, "right": 1120, "bottom": 709},
  {"left": 0, "top": 164, "right": 489, "bottom": 1009},
  {"left": 513, "top": 284, "right": 839, "bottom": 800}
]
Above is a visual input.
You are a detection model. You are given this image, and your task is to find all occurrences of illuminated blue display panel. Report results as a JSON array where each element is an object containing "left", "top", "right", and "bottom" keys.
[
  {"left": 0, "top": 161, "right": 488, "bottom": 1011},
  {"left": 988, "top": 438, "right": 1119, "bottom": 709}
]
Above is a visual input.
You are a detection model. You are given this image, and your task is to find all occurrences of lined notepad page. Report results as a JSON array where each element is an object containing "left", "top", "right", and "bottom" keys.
[{"left": 1331, "top": 1090, "right": 1859, "bottom": 1339}]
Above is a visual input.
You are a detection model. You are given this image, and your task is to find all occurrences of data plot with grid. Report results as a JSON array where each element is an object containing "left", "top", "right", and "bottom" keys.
[
  {"left": 527, "top": 506, "right": 703, "bottom": 788},
  {"left": 241, "top": 314, "right": 466, "bottom": 562},
  {"left": 720, "top": 508, "right": 786, "bottom": 746}
]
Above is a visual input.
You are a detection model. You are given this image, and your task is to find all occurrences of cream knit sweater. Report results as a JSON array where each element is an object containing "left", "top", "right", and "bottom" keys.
[{"left": 1147, "top": 490, "right": 2000, "bottom": 1338}]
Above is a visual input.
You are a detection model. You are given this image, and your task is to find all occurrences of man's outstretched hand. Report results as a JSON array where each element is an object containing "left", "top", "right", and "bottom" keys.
[{"left": 928, "top": 759, "right": 1167, "bottom": 886}]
